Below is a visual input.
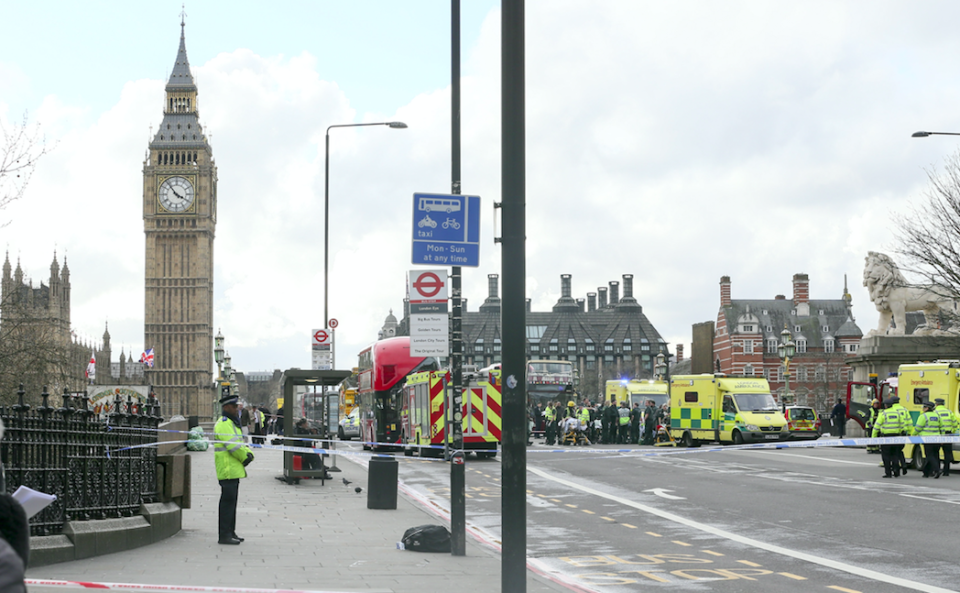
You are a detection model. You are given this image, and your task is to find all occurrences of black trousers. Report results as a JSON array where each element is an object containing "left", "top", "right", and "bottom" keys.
[
  {"left": 943, "top": 443, "right": 954, "bottom": 475},
  {"left": 219, "top": 478, "right": 239, "bottom": 540},
  {"left": 879, "top": 443, "right": 899, "bottom": 476},
  {"left": 923, "top": 443, "right": 942, "bottom": 476},
  {"left": 894, "top": 443, "right": 908, "bottom": 472}
]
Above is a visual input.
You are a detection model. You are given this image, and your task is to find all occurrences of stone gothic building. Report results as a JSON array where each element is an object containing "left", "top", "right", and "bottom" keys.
[{"left": 0, "top": 253, "right": 143, "bottom": 401}]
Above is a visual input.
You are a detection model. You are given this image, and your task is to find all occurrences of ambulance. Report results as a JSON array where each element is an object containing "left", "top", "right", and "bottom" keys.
[
  {"left": 604, "top": 379, "right": 669, "bottom": 409},
  {"left": 894, "top": 362, "right": 960, "bottom": 468},
  {"left": 399, "top": 367, "right": 502, "bottom": 459},
  {"left": 669, "top": 374, "right": 789, "bottom": 447}
]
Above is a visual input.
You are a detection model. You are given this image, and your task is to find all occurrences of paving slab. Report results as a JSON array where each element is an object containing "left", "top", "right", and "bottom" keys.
[{"left": 26, "top": 447, "right": 566, "bottom": 593}]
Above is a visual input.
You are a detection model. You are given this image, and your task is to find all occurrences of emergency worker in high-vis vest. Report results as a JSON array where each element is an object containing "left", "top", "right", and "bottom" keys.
[
  {"left": 872, "top": 398, "right": 906, "bottom": 478},
  {"left": 935, "top": 398, "right": 956, "bottom": 476},
  {"left": 544, "top": 403, "right": 557, "bottom": 445},
  {"left": 214, "top": 392, "right": 254, "bottom": 545},
  {"left": 915, "top": 400, "right": 943, "bottom": 478}
]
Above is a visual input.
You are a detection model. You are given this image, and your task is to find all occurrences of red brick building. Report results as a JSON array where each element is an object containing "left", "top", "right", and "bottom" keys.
[{"left": 713, "top": 274, "right": 862, "bottom": 412}]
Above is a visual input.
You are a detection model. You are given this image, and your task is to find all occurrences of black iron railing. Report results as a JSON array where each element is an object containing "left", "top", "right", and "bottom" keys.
[{"left": 0, "top": 386, "right": 163, "bottom": 536}]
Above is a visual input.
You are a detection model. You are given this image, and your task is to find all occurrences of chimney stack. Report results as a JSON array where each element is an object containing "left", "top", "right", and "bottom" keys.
[
  {"left": 622, "top": 274, "right": 634, "bottom": 299},
  {"left": 792, "top": 273, "right": 809, "bottom": 305},
  {"left": 525, "top": 298, "right": 531, "bottom": 313},
  {"left": 488, "top": 274, "right": 499, "bottom": 298},
  {"left": 576, "top": 298, "right": 585, "bottom": 312},
  {"left": 720, "top": 276, "right": 731, "bottom": 307},
  {"left": 561, "top": 274, "right": 572, "bottom": 298},
  {"left": 609, "top": 281, "right": 619, "bottom": 305},
  {"left": 587, "top": 292, "right": 597, "bottom": 312},
  {"left": 677, "top": 344, "right": 684, "bottom": 362},
  {"left": 598, "top": 287, "right": 608, "bottom": 308}
]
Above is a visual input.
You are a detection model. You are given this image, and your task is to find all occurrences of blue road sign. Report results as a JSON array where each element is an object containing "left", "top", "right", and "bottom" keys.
[{"left": 412, "top": 193, "right": 481, "bottom": 267}]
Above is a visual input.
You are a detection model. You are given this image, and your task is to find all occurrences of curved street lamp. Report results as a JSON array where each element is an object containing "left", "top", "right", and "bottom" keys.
[
  {"left": 912, "top": 131, "right": 960, "bottom": 138},
  {"left": 324, "top": 121, "right": 408, "bottom": 342}
]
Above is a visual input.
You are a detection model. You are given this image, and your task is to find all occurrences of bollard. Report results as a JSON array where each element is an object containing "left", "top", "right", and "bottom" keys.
[{"left": 367, "top": 455, "right": 398, "bottom": 509}]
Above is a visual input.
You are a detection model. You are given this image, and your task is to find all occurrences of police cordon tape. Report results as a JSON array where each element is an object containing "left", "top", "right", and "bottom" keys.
[
  {"left": 108, "top": 431, "right": 960, "bottom": 461},
  {"left": 24, "top": 579, "right": 357, "bottom": 593}
]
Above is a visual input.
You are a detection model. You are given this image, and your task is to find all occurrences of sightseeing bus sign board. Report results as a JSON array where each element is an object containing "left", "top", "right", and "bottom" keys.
[
  {"left": 408, "top": 269, "right": 449, "bottom": 357},
  {"left": 411, "top": 192, "right": 481, "bottom": 267}
]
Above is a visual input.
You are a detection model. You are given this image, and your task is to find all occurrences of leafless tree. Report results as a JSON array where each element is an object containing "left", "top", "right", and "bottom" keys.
[
  {"left": 896, "top": 149, "right": 960, "bottom": 302},
  {"left": 0, "top": 113, "right": 51, "bottom": 218}
]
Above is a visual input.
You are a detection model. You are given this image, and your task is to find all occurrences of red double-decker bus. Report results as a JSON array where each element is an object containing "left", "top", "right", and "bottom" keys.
[{"left": 357, "top": 336, "right": 440, "bottom": 450}]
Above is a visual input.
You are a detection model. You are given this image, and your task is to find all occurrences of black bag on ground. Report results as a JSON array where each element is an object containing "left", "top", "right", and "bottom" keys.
[{"left": 400, "top": 524, "right": 451, "bottom": 553}]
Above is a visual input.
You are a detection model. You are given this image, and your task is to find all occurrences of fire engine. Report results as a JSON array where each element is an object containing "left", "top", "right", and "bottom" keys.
[{"left": 400, "top": 367, "right": 502, "bottom": 458}]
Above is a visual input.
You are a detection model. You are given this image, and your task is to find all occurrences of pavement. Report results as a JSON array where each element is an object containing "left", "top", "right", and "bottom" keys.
[{"left": 26, "top": 445, "right": 568, "bottom": 593}]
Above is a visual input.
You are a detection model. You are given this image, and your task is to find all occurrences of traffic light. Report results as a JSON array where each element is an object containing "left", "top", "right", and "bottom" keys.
[{"left": 868, "top": 373, "right": 878, "bottom": 387}]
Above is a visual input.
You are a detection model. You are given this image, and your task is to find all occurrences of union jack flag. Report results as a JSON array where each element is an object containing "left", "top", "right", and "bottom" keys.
[{"left": 140, "top": 348, "right": 155, "bottom": 368}]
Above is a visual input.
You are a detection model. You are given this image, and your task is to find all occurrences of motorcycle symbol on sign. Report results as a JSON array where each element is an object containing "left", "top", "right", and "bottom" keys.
[
  {"left": 418, "top": 214, "right": 437, "bottom": 228},
  {"left": 442, "top": 218, "right": 461, "bottom": 230}
]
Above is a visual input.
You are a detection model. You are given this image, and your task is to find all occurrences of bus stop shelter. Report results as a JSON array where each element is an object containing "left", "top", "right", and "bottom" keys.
[{"left": 280, "top": 369, "right": 352, "bottom": 484}]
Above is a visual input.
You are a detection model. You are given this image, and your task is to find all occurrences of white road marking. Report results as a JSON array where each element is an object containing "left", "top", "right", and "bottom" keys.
[
  {"left": 743, "top": 450, "right": 877, "bottom": 466},
  {"left": 528, "top": 466, "right": 955, "bottom": 593},
  {"left": 642, "top": 488, "right": 685, "bottom": 500},
  {"left": 900, "top": 493, "right": 960, "bottom": 505}
]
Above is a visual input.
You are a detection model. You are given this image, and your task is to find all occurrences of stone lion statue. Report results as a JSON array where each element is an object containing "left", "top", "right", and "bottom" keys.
[{"left": 863, "top": 251, "right": 956, "bottom": 337}]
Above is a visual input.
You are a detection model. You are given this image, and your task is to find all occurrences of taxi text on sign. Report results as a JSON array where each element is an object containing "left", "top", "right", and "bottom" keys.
[
  {"left": 411, "top": 193, "right": 481, "bottom": 267},
  {"left": 407, "top": 270, "right": 449, "bottom": 357}
]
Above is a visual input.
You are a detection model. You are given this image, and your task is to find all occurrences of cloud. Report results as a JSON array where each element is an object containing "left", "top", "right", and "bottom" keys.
[{"left": 9, "top": 2, "right": 960, "bottom": 376}]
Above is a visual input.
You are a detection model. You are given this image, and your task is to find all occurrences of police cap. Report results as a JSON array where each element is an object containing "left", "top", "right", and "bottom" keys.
[
  {"left": 888, "top": 396, "right": 900, "bottom": 404},
  {"left": 922, "top": 400, "right": 935, "bottom": 409},
  {"left": 219, "top": 393, "right": 239, "bottom": 406},
  {"left": 935, "top": 398, "right": 945, "bottom": 404}
]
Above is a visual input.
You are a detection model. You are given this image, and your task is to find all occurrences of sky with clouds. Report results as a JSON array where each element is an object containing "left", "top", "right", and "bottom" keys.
[{"left": 3, "top": 1, "right": 960, "bottom": 375}]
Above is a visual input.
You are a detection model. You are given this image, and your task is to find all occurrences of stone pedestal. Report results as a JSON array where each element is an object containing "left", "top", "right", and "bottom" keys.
[{"left": 847, "top": 335, "right": 960, "bottom": 383}]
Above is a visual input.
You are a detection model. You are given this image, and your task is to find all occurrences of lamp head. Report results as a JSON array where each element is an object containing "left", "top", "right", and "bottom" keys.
[
  {"left": 912, "top": 131, "right": 931, "bottom": 138},
  {"left": 387, "top": 121, "right": 408, "bottom": 129}
]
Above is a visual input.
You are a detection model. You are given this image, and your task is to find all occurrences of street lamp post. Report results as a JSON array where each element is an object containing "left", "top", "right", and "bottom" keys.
[
  {"left": 655, "top": 352, "right": 667, "bottom": 381},
  {"left": 214, "top": 330, "right": 225, "bottom": 417},
  {"left": 777, "top": 326, "right": 796, "bottom": 411},
  {"left": 323, "top": 121, "right": 408, "bottom": 341}
]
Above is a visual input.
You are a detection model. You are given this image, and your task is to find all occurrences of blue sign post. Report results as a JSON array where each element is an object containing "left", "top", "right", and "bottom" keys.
[{"left": 411, "top": 192, "right": 481, "bottom": 267}]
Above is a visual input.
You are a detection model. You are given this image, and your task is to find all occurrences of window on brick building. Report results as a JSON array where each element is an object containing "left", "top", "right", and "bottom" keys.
[
  {"left": 742, "top": 325, "right": 754, "bottom": 333},
  {"left": 744, "top": 364, "right": 754, "bottom": 376},
  {"left": 815, "top": 365, "right": 825, "bottom": 381},
  {"left": 743, "top": 340, "right": 753, "bottom": 354},
  {"left": 767, "top": 339, "right": 778, "bottom": 353},
  {"left": 823, "top": 339, "right": 835, "bottom": 353},
  {"left": 772, "top": 367, "right": 780, "bottom": 382},
  {"left": 796, "top": 339, "right": 806, "bottom": 354}
]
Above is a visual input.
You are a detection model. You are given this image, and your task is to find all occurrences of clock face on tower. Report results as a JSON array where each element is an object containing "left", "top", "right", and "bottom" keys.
[{"left": 158, "top": 176, "right": 195, "bottom": 213}]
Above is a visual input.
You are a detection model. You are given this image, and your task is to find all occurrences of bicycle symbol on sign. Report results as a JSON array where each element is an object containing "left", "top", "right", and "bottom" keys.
[
  {"left": 418, "top": 214, "right": 437, "bottom": 228},
  {"left": 442, "top": 218, "right": 461, "bottom": 230}
]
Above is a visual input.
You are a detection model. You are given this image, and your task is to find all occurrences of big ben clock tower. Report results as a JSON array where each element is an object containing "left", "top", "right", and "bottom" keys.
[{"left": 143, "top": 20, "right": 217, "bottom": 419}]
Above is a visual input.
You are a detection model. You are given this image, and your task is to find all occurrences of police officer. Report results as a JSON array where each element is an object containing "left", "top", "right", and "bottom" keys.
[
  {"left": 629, "top": 403, "right": 642, "bottom": 444},
  {"left": 214, "top": 392, "right": 255, "bottom": 545},
  {"left": 915, "top": 400, "right": 943, "bottom": 478},
  {"left": 872, "top": 398, "right": 906, "bottom": 478},
  {"left": 543, "top": 401, "right": 557, "bottom": 445},
  {"left": 578, "top": 404, "right": 591, "bottom": 443},
  {"left": 935, "top": 398, "right": 956, "bottom": 476},
  {"left": 887, "top": 396, "right": 910, "bottom": 475}
]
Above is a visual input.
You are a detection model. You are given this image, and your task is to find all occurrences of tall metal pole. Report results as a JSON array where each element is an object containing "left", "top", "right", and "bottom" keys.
[
  {"left": 324, "top": 132, "right": 331, "bottom": 331},
  {"left": 449, "top": 0, "right": 467, "bottom": 558},
  {"left": 501, "top": 1, "right": 526, "bottom": 591}
]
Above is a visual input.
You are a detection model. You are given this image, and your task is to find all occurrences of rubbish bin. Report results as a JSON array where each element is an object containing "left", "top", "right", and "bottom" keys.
[{"left": 367, "top": 455, "right": 398, "bottom": 509}]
